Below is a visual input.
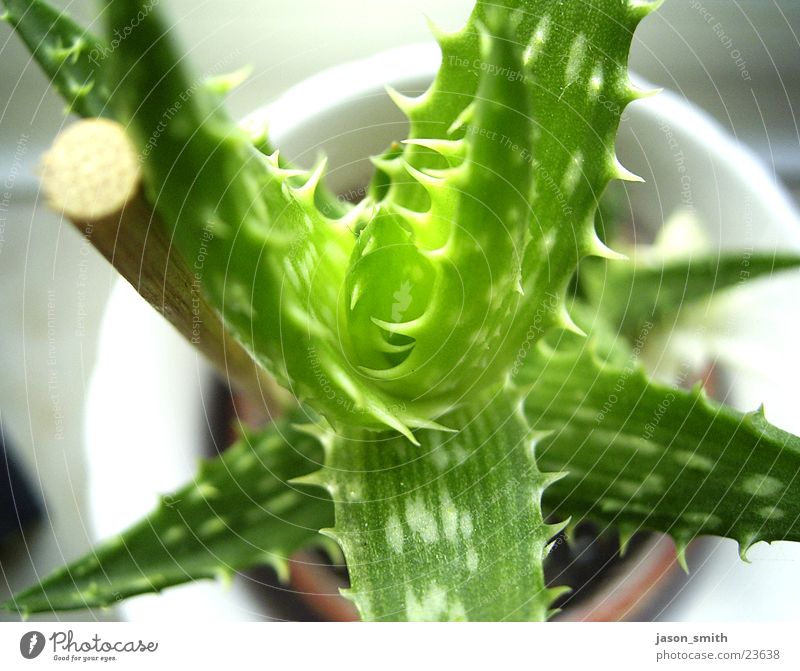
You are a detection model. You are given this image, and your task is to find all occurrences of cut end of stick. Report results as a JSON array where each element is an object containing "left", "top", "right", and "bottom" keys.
[{"left": 40, "top": 118, "right": 142, "bottom": 222}]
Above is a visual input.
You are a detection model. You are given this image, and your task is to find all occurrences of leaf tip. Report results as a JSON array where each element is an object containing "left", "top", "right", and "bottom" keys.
[
  {"left": 269, "top": 557, "right": 291, "bottom": 583},
  {"left": 557, "top": 307, "right": 587, "bottom": 338},
  {"left": 628, "top": 0, "right": 666, "bottom": 22},
  {"left": 611, "top": 156, "right": 645, "bottom": 183},
  {"left": 291, "top": 155, "right": 328, "bottom": 204},
  {"left": 423, "top": 14, "right": 454, "bottom": 48},
  {"left": 587, "top": 232, "right": 628, "bottom": 261},
  {"left": 738, "top": 534, "right": 760, "bottom": 563},
  {"left": 675, "top": 541, "right": 690, "bottom": 573},
  {"left": 619, "top": 526, "right": 636, "bottom": 556},
  {"left": 628, "top": 82, "right": 663, "bottom": 101},
  {"left": 385, "top": 84, "right": 420, "bottom": 117}
]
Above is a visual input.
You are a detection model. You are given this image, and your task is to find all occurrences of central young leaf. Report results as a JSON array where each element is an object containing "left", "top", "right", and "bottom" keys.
[{"left": 345, "top": 0, "right": 657, "bottom": 418}]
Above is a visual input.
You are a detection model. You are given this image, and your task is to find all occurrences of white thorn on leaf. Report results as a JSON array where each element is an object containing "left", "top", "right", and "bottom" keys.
[
  {"left": 403, "top": 138, "right": 466, "bottom": 161},
  {"left": 370, "top": 404, "right": 420, "bottom": 446},
  {"left": 293, "top": 156, "right": 328, "bottom": 201},
  {"left": 612, "top": 156, "right": 645, "bottom": 183},
  {"left": 559, "top": 307, "right": 586, "bottom": 337},
  {"left": 403, "top": 160, "right": 445, "bottom": 187},
  {"left": 447, "top": 103, "right": 476, "bottom": 135},
  {"left": 628, "top": 82, "right": 663, "bottom": 100},
  {"left": 386, "top": 85, "right": 420, "bottom": 117},
  {"left": 588, "top": 233, "right": 628, "bottom": 261}
]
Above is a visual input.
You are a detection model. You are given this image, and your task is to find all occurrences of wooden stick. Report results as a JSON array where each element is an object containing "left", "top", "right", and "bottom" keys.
[{"left": 40, "top": 118, "right": 291, "bottom": 415}]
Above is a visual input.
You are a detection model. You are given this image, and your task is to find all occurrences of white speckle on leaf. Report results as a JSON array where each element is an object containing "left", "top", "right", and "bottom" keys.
[
  {"left": 440, "top": 491, "right": 459, "bottom": 542},
  {"left": 561, "top": 151, "right": 584, "bottom": 195},
  {"left": 406, "top": 585, "right": 448, "bottom": 621},
  {"left": 435, "top": 445, "right": 469, "bottom": 470},
  {"left": 741, "top": 474, "right": 783, "bottom": 498},
  {"left": 600, "top": 498, "right": 625, "bottom": 513},
  {"left": 386, "top": 513, "right": 405, "bottom": 553},
  {"left": 642, "top": 473, "right": 665, "bottom": 493},
  {"left": 565, "top": 34, "right": 587, "bottom": 86},
  {"left": 593, "top": 430, "right": 659, "bottom": 456},
  {"left": 523, "top": 15, "right": 551, "bottom": 65},
  {"left": 449, "top": 599, "right": 468, "bottom": 621},
  {"left": 267, "top": 491, "right": 300, "bottom": 514},
  {"left": 589, "top": 65, "right": 603, "bottom": 95},
  {"left": 432, "top": 448, "right": 449, "bottom": 471},
  {"left": 193, "top": 483, "right": 220, "bottom": 500},
  {"left": 297, "top": 260, "right": 312, "bottom": 285},
  {"left": 673, "top": 450, "right": 714, "bottom": 472},
  {"left": 453, "top": 447, "right": 469, "bottom": 466},
  {"left": 460, "top": 512, "right": 474, "bottom": 538},
  {"left": 605, "top": 499, "right": 650, "bottom": 515},
  {"left": 543, "top": 229, "right": 558, "bottom": 252},
  {"left": 235, "top": 450, "right": 257, "bottom": 472},
  {"left": 163, "top": 525, "right": 186, "bottom": 544},
  {"left": 506, "top": 205, "right": 522, "bottom": 221},
  {"left": 758, "top": 505, "right": 785, "bottom": 520},
  {"left": 283, "top": 261, "right": 301, "bottom": 287},
  {"left": 474, "top": 326, "right": 491, "bottom": 344},
  {"left": 406, "top": 496, "right": 439, "bottom": 543},
  {"left": 199, "top": 516, "right": 227, "bottom": 537},
  {"left": 616, "top": 479, "right": 644, "bottom": 498},
  {"left": 466, "top": 548, "right": 479, "bottom": 573},
  {"left": 304, "top": 247, "right": 318, "bottom": 266}
]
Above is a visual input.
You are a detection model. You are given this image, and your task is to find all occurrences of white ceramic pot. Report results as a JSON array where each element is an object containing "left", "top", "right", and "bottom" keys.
[{"left": 84, "top": 43, "right": 800, "bottom": 621}]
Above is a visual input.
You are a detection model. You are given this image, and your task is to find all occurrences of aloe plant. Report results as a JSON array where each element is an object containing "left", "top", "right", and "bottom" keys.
[{"left": 3, "top": 0, "right": 800, "bottom": 621}]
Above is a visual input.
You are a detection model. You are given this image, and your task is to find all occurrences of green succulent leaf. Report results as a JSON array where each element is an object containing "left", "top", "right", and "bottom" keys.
[
  {"left": 2, "top": 416, "right": 332, "bottom": 615},
  {"left": 103, "top": 0, "right": 424, "bottom": 437},
  {"left": 582, "top": 251, "right": 800, "bottom": 339},
  {"left": 346, "top": 11, "right": 535, "bottom": 403},
  {"left": 519, "top": 337, "right": 800, "bottom": 561},
  {"left": 308, "top": 391, "right": 565, "bottom": 621},
  {"left": 1, "top": 0, "right": 110, "bottom": 117},
  {"left": 348, "top": 0, "right": 661, "bottom": 413}
]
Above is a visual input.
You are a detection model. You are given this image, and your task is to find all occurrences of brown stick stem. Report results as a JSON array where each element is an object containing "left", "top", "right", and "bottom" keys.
[{"left": 40, "top": 118, "right": 292, "bottom": 415}]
